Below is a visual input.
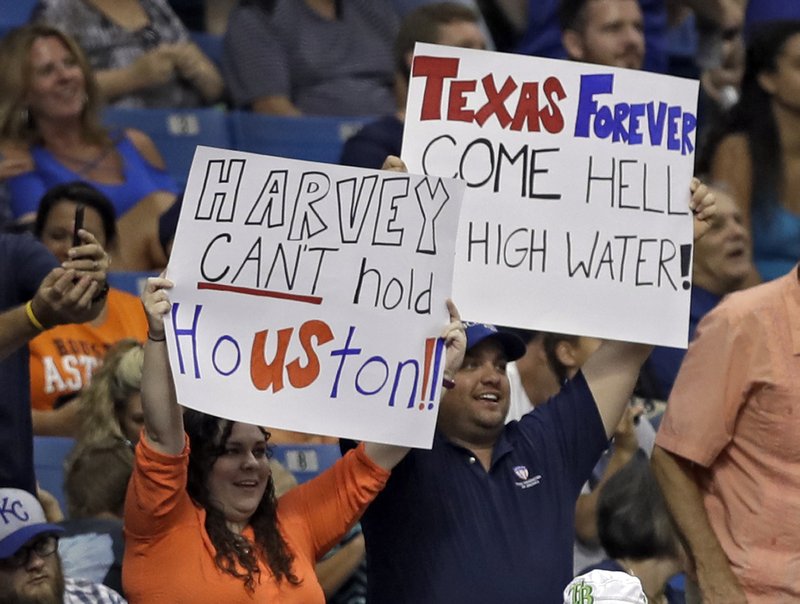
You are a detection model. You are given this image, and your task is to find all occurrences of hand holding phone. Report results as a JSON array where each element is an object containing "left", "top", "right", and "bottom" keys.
[{"left": 72, "top": 204, "right": 85, "bottom": 247}]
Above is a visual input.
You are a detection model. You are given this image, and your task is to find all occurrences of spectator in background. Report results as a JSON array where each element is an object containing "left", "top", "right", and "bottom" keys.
[
  {"left": 340, "top": 2, "right": 487, "bottom": 169},
  {"left": 0, "top": 228, "right": 108, "bottom": 494},
  {"left": 71, "top": 338, "right": 144, "bottom": 448},
  {"left": 519, "top": 0, "right": 743, "bottom": 74},
  {"left": 223, "top": 0, "right": 398, "bottom": 116},
  {"left": 560, "top": 0, "right": 646, "bottom": 70},
  {"left": 0, "top": 24, "right": 179, "bottom": 269},
  {"left": 52, "top": 340, "right": 143, "bottom": 595},
  {"left": 652, "top": 262, "right": 800, "bottom": 603},
  {"left": 641, "top": 186, "right": 753, "bottom": 400},
  {"left": 695, "top": 8, "right": 745, "bottom": 144},
  {"left": 0, "top": 487, "right": 127, "bottom": 603},
  {"left": 580, "top": 456, "right": 686, "bottom": 604},
  {"left": 29, "top": 183, "right": 147, "bottom": 437},
  {"left": 32, "top": 0, "right": 224, "bottom": 108},
  {"left": 501, "top": 327, "right": 560, "bottom": 422},
  {"left": 704, "top": 20, "right": 800, "bottom": 284},
  {"left": 59, "top": 437, "right": 134, "bottom": 597}
]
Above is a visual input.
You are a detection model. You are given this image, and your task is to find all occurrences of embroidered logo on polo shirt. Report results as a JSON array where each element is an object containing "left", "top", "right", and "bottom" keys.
[{"left": 512, "top": 465, "right": 541, "bottom": 489}]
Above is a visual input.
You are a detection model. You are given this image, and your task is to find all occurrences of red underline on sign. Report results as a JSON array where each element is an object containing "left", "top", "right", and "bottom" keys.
[{"left": 196, "top": 282, "right": 323, "bottom": 305}]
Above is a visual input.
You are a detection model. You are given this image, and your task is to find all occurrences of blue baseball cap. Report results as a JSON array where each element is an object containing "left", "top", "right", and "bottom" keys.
[
  {"left": 463, "top": 322, "right": 526, "bottom": 362},
  {"left": 0, "top": 488, "right": 64, "bottom": 559}
]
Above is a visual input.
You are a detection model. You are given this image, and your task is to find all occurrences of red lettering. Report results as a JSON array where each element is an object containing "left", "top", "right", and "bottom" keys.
[
  {"left": 287, "top": 320, "right": 334, "bottom": 389},
  {"left": 447, "top": 79, "right": 476, "bottom": 122},
  {"left": 541, "top": 77, "right": 566, "bottom": 133},
  {"left": 412, "top": 56, "right": 460, "bottom": 120},
  {"left": 474, "top": 75, "right": 516, "bottom": 128},
  {"left": 250, "top": 328, "right": 293, "bottom": 392},
  {"left": 510, "top": 82, "right": 541, "bottom": 132}
]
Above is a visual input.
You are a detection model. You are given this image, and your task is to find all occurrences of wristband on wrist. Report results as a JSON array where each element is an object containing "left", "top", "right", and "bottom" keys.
[
  {"left": 147, "top": 332, "right": 166, "bottom": 342},
  {"left": 92, "top": 281, "right": 110, "bottom": 303},
  {"left": 25, "top": 300, "right": 45, "bottom": 331},
  {"left": 442, "top": 374, "right": 456, "bottom": 390}
]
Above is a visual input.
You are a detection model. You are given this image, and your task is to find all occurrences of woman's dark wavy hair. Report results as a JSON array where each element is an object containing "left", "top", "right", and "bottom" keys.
[
  {"left": 700, "top": 20, "right": 800, "bottom": 213},
  {"left": 183, "top": 409, "right": 300, "bottom": 591}
]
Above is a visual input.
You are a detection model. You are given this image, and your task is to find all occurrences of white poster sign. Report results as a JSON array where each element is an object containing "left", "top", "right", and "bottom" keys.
[
  {"left": 403, "top": 44, "right": 699, "bottom": 347},
  {"left": 164, "top": 146, "right": 465, "bottom": 448}
]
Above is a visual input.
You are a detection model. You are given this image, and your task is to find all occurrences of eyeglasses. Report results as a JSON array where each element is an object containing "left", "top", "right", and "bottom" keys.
[{"left": 0, "top": 535, "right": 59, "bottom": 569}]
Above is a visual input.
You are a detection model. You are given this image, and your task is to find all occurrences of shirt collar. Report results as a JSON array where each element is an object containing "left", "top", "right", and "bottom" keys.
[{"left": 436, "top": 428, "right": 514, "bottom": 470}]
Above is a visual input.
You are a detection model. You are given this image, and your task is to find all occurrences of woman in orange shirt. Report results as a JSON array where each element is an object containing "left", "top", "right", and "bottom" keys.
[{"left": 122, "top": 276, "right": 465, "bottom": 603}]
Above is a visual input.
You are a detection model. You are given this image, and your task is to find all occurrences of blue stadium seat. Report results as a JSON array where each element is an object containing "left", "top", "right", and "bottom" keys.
[
  {"left": 34, "top": 436, "right": 76, "bottom": 516},
  {"left": 107, "top": 271, "right": 158, "bottom": 296},
  {"left": 190, "top": 31, "right": 224, "bottom": 69},
  {"left": 270, "top": 444, "right": 341, "bottom": 484},
  {"left": 0, "top": 0, "right": 36, "bottom": 38},
  {"left": 229, "top": 112, "right": 370, "bottom": 165},
  {"left": 102, "top": 107, "right": 231, "bottom": 188}
]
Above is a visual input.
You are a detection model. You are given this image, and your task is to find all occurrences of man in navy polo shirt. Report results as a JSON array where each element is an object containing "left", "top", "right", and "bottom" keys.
[{"left": 358, "top": 322, "right": 651, "bottom": 603}]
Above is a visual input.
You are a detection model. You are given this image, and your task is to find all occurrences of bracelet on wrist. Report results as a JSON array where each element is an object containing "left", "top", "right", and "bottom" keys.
[
  {"left": 25, "top": 300, "right": 46, "bottom": 331},
  {"left": 147, "top": 332, "right": 166, "bottom": 342},
  {"left": 92, "top": 281, "right": 110, "bottom": 303},
  {"left": 442, "top": 374, "right": 456, "bottom": 390}
]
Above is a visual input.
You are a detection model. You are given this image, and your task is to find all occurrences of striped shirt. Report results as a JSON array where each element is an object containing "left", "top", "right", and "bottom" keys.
[{"left": 64, "top": 577, "right": 126, "bottom": 604}]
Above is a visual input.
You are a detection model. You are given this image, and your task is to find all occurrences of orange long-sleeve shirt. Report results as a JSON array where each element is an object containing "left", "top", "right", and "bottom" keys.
[{"left": 123, "top": 437, "right": 388, "bottom": 603}]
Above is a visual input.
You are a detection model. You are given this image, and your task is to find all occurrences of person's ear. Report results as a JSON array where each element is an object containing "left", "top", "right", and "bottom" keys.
[
  {"left": 562, "top": 30, "right": 586, "bottom": 61},
  {"left": 554, "top": 340, "right": 578, "bottom": 370},
  {"left": 757, "top": 70, "right": 777, "bottom": 95}
]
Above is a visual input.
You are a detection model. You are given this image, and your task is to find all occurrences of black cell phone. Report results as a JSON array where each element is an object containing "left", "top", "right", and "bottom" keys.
[{"left": 72, "top": 204, "right": 85, "bottom": 247}]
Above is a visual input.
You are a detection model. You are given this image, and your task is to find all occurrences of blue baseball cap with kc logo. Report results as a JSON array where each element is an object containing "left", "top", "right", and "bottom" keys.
[
  {"left": 463, "top": 322, "right": 526, "bottom": 362},
  {"left": 0, "top": 488, "right": 64, "bottom": 559}
]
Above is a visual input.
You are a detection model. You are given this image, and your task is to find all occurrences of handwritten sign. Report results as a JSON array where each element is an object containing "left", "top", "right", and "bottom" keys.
[
  {"left": 164, "top": 146, "right": 465, "bottom": 448},
  {"left": 403, "top": 44, "right": 699, "bottom": 347}
]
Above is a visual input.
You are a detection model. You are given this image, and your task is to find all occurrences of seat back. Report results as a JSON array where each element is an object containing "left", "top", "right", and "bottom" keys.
[
  {"left": 270, "top": 444, "right": 342, "bottom": 484},
  {"left": 33, "top": 436, "right": 76, "bottom": 516},
  {"left": 103, "top": 107, "right": 231, "bottom": 188},
  {"left": 0, "top": 0, "right": 36, "bottom": 38},
  {"left": 229, "top": 112, "right": 369, "bottom": 165}
]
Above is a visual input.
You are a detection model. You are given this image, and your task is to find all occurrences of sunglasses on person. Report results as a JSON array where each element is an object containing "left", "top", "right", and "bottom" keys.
[{"left": 0, "top": 535, "right": 59, "bottom": 569}]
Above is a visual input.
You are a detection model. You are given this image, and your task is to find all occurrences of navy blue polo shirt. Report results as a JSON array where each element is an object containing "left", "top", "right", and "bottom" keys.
[
  {"left": 0, "top": 234, "right": 57, "bottom": 492},
  {"left": 361, "top": 372, "right": 608, "bottom": 604}
]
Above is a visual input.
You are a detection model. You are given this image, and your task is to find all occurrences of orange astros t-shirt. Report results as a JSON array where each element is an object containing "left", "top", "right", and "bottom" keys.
[{"left": 29, "top": 288, "right": 147, "bottom": 410}]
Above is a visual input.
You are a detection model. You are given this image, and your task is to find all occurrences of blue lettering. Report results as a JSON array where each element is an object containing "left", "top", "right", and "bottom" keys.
[
  {"left": 391, "top": 359, "right": 420, "bottom": 408},
  {"left": 612, "top": 103, "right": 630, "bottom": 143},
  {"left": 629, "top": 104, "right": 644, "bottom": 145},
  {"left": 574, "top": 73, "right": 615, "bottom": 138},
  {"left": 355, "top": 356, "right": 389, "bottom": 395},
  {"left": 172, "top": 303, "right": 203, "bottom": 379},
  {"left": 212, "top": 335, "right": 241, "bottom": 376},
  {"left": 593, "top": 105, "right": 614, "bottom": 139},
  {"left": 0, "top": 498, "right": 30, "bottom": 524},
  {"left": 667, "top": 106, "right": 682, "bottom": 151},
  {"left": 646, "top": 102, "right": 667, "bottom": 146},
  {"left": 329, "top": 326, "right": 362, "bottom": 398},
  {"left": 681, "top": 113, "right": 697, "bottom": 155}
]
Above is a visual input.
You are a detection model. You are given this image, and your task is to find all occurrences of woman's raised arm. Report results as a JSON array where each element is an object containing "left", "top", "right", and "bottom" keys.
[{"left": 140, "top": 276, "right": 185, "bottom": 454}]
